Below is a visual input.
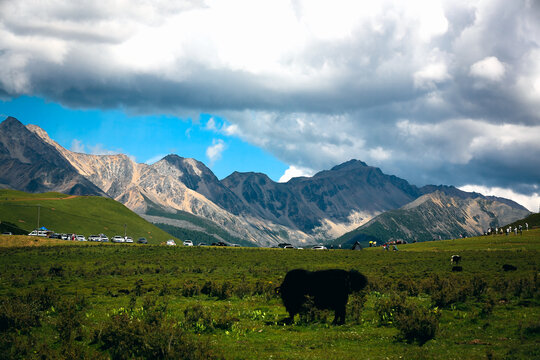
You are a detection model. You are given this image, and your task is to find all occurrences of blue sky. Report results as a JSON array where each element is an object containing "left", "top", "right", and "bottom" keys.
[
  {"left": 0, "top": 96, "right": 288, "bottom": 181},
  {"left": 0, "top": 1, "right": 539, "bottom": 210}
]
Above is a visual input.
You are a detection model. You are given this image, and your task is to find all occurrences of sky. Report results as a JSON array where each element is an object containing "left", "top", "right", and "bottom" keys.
[{"left": 0, "top": 0, "right": 539, "bottom": 211}]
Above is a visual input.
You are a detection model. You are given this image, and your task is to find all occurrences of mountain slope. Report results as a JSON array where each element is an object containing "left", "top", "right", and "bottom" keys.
[
  {"left": 335, "top": 190, "right": 531, "bottom": 245},
  {"left": 0, "top": 117, "right": 105, "bottom": 196},
  {"left": 0, "top": 189, "right": 174, "bottom": 243},
  {"left": 11, "top": 118, "right": 531, "bottom": 247},
  {"left": 27, "top": 124, "right": 313, "bottom": 246},
  {"left": 222, "top": 160, "right": 422, "bottom": 238}
]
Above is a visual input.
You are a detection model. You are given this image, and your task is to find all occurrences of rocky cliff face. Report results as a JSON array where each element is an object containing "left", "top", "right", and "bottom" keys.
[
  {"left": 26, "top": 124, "right": 313, "bottom": 246},
  {"left": 222, "top": 160, "right": 422, "bottom": 238},
  {"left": 335, "top": 190, "right": 530, "bottom": 245},
  {"left": 0, "top": 117, "right": 104, "bottom": 196}
]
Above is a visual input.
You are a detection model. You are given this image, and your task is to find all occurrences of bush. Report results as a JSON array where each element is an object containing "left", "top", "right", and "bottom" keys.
[
  {"left": 347, "top": 291, "right": 368, "bottom": 324},
  {"left": 181, "top": 280, "right": 201, "bottom": 297},
  {"left": 374, "top": 292, "right": 406, "bottom": 325},
  {"left": 394, "top": 303, "right": 440, "bottom": 345},
  {"left": 0, "top": 297, "right": 41, "bottom": 334},
  {"left": 97, "top": 298, "right": 221, "bottom": 360},
  {"left": 182, "top": 303, "right": 237, "bottom": 333},
  {"left": 55, "top": 296, "right": 88, "bottom": 343},
  {"left": 423, "top": 275, "right": 468, "bottom": 308}
]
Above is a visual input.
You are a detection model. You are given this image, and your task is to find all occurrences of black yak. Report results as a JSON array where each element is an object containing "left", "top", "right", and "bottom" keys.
[
  {"left": 276, "top": 269, "right": 368, "bottom": 325},
  {"left": 450, "top": 255, "right": 461, "bottom": 264},
  {"left": 502, "top": 264, "right": 517, "bottom": 271}
]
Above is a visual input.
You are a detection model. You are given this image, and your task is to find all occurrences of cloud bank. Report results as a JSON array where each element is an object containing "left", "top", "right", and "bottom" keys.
[{"left": 1, "top": 0, "right": 539, "bottom": 209}]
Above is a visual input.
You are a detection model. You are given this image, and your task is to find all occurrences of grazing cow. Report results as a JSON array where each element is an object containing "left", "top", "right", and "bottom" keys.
[
  {"left": 450, "top": 255, "right": 461, "bottom": 264},
  {"left": 276, "top": 269, "right": 368, "bottom": 325},
  {"left": 502, "top": 264, "right": 517, "bottom": 271}
]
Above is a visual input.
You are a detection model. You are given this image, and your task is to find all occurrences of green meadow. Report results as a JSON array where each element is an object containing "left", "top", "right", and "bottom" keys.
[
  {"left": 0, "top": 229, "right": 539, "bottom": 359},
  {"left": 0, "top": 189, "right": 174, "bottom": 243}
]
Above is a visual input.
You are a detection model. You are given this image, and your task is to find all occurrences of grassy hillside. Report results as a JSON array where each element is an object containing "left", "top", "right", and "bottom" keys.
[
  {"left": 391, "top": 227, "right": 540, "bottom": 252},
  {"left": 0, "top": 229, "right": 538, "bottom": 359},
  {"left": 504, "top": 212, "right": 540, "bottom": 230},
  {"left": 0, "top": 189, "right": 175, "bottom": 243}
]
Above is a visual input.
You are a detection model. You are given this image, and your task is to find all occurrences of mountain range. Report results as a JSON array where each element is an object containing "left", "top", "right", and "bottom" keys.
[{"left": 0, "top": 116, "right": 531, "bottom": 246}]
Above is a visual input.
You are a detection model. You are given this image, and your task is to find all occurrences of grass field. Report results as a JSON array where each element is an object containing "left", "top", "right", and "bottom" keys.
[
  {"left": 0, "top": 230, "right": 539, "bottom": 359},
  {"left": 0, "top": 189, "right": 175, "bottom": 243}
]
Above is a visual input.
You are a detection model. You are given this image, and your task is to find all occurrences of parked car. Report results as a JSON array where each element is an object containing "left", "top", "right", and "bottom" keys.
[
  {"left": 283, "top": 245, "right": 295, "bottom": 249},
  {"left": 166, "top": 239, "right": 176, "bottom": 246},
  {"left": 76, "top": 235, "right": 87, "bottom": 241},
  {"left": 88, "top": 235, "right": 101, "bottom": 242},
  {"left": 211, "top": 241, "right": 228, "bottom": 246},
  {"left": 137, "top": 237, "right": 148, "bottom": 244},
  {"left": 312, "top": 245, "right": 327, "bottom": 250},
  {"left": 99, "top": 234, "right": 109, "bottom": 242},
  {"left": 28, "top": 230, "right": 48, "bottom": 237},
  {"left": 198, "top": 243, "right": 208, "bottom": 246},
  {"left": 125, "top": 237, "right": 134, "bottom": 243},
  {"left": 2, "top": 232, "right": 12, "bottom": 235},
  {"left": 60, "top": 234, "right": 69, "bottom": 240},
  {"left": 183, "top": 240, "right": 193, "bottom": 246},
  {"left": 112, "top": 235, "right": 125, "bottom": 243}
]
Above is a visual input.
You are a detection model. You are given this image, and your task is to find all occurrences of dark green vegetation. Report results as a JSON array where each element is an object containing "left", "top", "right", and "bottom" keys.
[
  {"left": 505, "top": 213, "right": 540, "bottom": 229},
  {"left": 0, "top": 230, "right": 539, "bottom": 359},
  {"left": 0, "top": 189, "right": 175, "bottom": 243}
]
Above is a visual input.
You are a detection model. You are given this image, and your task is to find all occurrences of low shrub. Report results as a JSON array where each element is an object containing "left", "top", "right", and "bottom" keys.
[
  {"left": 347, "top": 291, "right": 368, "bottom": 324},
  {"left": 55, "top": 295, "right": 88, "bottom": 343},
  {"left": 97, "top": 297, "right": 221, "bottom": 360},
  {"left": 182, "top": 303, "right": 237, "bottom": 333},
  {"left": 0, "top": 297, "right": 41, "bottom": 334},
  {"left": 394, "top": 303, "right": 440, "bottom": 345},
  {"left": 374, "top": 292, "right": 406, "bottom": 325}
]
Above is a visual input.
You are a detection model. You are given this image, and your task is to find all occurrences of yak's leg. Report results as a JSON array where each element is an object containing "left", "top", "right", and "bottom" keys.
[{"left": 333, "top": 304, "right": 346, "bottom": 325}]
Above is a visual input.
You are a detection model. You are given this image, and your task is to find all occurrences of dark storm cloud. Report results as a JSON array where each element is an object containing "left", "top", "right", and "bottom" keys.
[{"left": 0, "top": 0, "right": 539, "bottom": 206}]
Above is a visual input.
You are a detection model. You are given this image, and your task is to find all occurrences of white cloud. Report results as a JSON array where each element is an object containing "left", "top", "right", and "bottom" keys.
[
  {"left": 70, "top": 139, "right": 85, "bottom": 153},
  {"left": 205, "top": 117, "right": 217, "bottom": 131},
  {"left": 145, "top": 153, "right": 167, "bottom": 165},
  {"left": 469, "top": 56, "right": 506, "bottom": 81},
  {"left": 369, "top": 147, "right": 392, "bottom": 161},
  {"left": 1, "top": 0, "right": 539, "bottom": 195},
  {"left": 459, "top": 185, "right": 539, "bottom": 213},
  {"left": 279, "top": 165, "right": 315, "bottom": 183},
  {"left": 413, "top": 63, "right": 450, "bottom": 89},
  {"left": 87, "top": 143, "right": 119, "bottom": 156},
  {"left": 206, "top": 139, "right": 226, "bottom": 165}
]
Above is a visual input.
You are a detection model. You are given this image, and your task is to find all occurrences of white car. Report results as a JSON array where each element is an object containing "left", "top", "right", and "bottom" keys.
[
  {"left": 183, "top": 240, "right": 193, "bottom": 246},
  {"left": 312, "top": 245, "right": 327, "bottom": 250},
  {"left": 125, "top": 237, "right": 134, "bottom": 243},
  {"left": 112, "top": 235, "right": 125, "bottom": 243},
  {"left": 28, "top": 230, "right": 48, "bottom": 237},
  {"left": 166, "top": 239, "right": 176, "bottom": 246},
  {"left": 88, "top": 235, "right": 100, "bottom": 242},
  {"left": 99, "top": 234, "right": 109, "bottom": 242},
  {"left": 76, "top": 235, "right": 87, "bottom": 241}
]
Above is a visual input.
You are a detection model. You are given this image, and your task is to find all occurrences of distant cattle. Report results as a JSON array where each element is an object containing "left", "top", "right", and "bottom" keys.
[
  {"left": 450, "top": 255, "right": 461, "bottom": 264},
  {"left": 276, "top": 269, "right": 368, "bottom": 325},
  {"left": 502, "top": 264, "right": 517, "bottom": 271}
]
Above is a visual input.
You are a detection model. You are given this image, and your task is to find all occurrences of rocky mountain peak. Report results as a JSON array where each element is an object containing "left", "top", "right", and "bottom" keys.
[{"left": 330, "top": 159, "right": 368, "bottom": 171}]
